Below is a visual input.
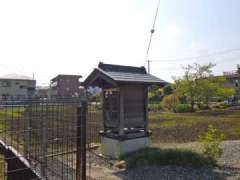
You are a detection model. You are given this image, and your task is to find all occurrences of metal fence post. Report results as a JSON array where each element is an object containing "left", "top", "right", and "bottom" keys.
[
  {"left": 24, "top": 101, "right": 31, "bottom": 159},
  {"left": 40, "top": 103, "right": 48, "bottom": 178},
  {"left": 76, "top": 101, "right": 87, "bottom": 180}
]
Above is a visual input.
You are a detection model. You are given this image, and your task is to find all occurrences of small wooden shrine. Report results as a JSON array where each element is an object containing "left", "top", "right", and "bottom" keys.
[{"left": 84, "top": 62, "right": 167, "bottom": 158}]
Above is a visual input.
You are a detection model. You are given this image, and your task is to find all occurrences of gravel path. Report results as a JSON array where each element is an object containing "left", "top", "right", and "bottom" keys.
[
  {"left": 90, "top": 140, "right": 240, "bottom": 180},
  {"left": 219, "top": 140, "right": 240, "bottom": 169},
  {"left": 116, "top": 165, "right": 240, "bottom": 180}
]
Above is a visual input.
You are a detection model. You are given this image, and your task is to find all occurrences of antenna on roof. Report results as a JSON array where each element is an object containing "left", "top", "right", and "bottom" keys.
[{"left": 145, "top": 0, "right": 161, "bottom": 73}]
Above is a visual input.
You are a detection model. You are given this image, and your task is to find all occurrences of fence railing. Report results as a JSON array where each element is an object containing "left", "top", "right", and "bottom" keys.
[{"left": 0, "top": 97, "right": 103, "bottom": 180}]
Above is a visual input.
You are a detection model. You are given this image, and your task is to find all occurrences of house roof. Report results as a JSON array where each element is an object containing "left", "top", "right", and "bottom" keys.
[
  {"left": 84, "top": 62, "right": 167, "bottom": 87},
  {"left": 51, "top": 74, "right": 82, "bottom": 82},
  {"left": 0, "top": 74, "right": 34, "bottom": 81}
]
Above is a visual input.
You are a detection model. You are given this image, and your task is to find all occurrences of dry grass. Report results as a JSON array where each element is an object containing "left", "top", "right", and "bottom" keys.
[{"left": 149, "top": 110, "right": 240, "bottom": 143}]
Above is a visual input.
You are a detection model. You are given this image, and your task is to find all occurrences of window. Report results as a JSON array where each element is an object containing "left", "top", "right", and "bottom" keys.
[
  {"left": 2, "top": 94, "right": 10, "bottom": 100},
  {"left": 1, "top": 81, "right": 10, "bottom": 87},
  {"left": 51, "top": 81, "right": 58, "bottom": 87},
  {"left": 17, "top": 95, "right": 25, "bottom": 100},
  {"left": 236, "top": 80, "right": 239, "bottom": 87},
  {"left": 74, "top": 92, "right": 79, "bottom": 96}
]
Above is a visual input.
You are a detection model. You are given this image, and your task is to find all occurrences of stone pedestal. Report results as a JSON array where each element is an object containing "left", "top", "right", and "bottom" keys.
[{"left": 101, "top": 135, "right": 150, "bottom": 159}]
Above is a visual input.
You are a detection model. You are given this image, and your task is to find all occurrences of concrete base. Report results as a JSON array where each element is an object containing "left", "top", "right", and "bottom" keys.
[{"left": 101, "top": 136, "right": 150, "bottom": 159}]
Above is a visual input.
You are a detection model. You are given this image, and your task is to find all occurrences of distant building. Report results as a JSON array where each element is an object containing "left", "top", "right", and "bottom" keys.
[
  {"left": 50, "top": 74, "right": 83, "bottom": 97},
  {"left": 36, "top": 86, "right": 51, "bottom": 98},
  {"left": 0, "top": 74, "right": 36, "bottom": 100},
  {"left": 223, "top": 65, "right": 240, "bottom": 96}
]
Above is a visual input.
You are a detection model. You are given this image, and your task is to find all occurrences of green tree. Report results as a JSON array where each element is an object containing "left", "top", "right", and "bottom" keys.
[
  {"left": 174, "top": 63, "right": 215, "bottom": 111},
  {"left": 162, "top": 94, "right": 179, "bottom": 111},
  {"left": 174, "top": 63, "right": 234, "bottom": 110},
  {"left": 163, "top": 84, "right": 173, "bottom": 95},
  {"left": 217, "top": 87, "right": 235, "bottom": 100},
  {"left": 148, "top": 88, "right": 162, "bottom": 103},
  {"left": 198, "top": 76, "right": 235, "bottom": 107},
  {"left": 175, "top": 78, "right": 196, "bottom": 111}
]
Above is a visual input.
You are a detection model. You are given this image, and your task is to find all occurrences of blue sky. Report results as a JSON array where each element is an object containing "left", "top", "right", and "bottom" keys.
[
  {"left": 145, "top": 0, "right": 240, "bottom": 78},
  {"left": 0, "top": 0, "right": 239, "bottom": 85}
]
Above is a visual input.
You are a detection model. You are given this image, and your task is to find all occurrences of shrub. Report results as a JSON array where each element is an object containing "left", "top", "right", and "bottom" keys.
[
  {"left": 148, "top": 88, "right": 163, "bottom": 103},
  {"left": 163, "top": 84, "right": 173, "bottom": 95},
  {"left": 148, "top": 103, "right": 163, "bottom": 112},
  {"left": 122, "top": 147, "right": 216, "bottom": 169},
  {"left": 162, "top": 94, "right": 178, "bottom": 111},
  {"left": 198, "top": 125, "right": 224, "bottom": 161},
  {"left": 175, "top": 104, "right": 192, "bottom": 113}
]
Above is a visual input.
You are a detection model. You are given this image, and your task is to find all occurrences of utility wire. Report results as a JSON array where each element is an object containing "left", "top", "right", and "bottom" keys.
[
  {"left": 0, "top": 64, "right": 26, "bottom": 74},
  {"left": 150, "top": 48, "right": 240, "bottom": 62},
  {"left": 145, "top": 0, "right": 161, "bottom": 73}
]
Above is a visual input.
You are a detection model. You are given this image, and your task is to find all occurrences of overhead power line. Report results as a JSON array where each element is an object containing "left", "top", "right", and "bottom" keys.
[
  {"left": 0, "top": 64, "right": 24, "bottom": 73},
  {"left": 150, "top": 48, "right": 240, "bottom": 62},
  {"left": 145, "top": 0, "right": 161, "bottom": 73}
]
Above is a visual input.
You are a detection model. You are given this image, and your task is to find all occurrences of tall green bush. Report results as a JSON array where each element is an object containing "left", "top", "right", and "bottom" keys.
[
  {"left": 198, "top": 125, "right": 224, "bottom": 161},
  {"left": 163, "top": 84, "right": 173, "bottom": 95},
  {"left": 148, "top": 87, "right": 162, "bottom": 103},
  {"left": 148, "top": 103, "right": 162, "bottom": 112},
  {"left": 162, "top": 94, "right": 178, "bottom": 111},
  {"left": 175, "top": 104, "right": 192, "bottom": 113}
]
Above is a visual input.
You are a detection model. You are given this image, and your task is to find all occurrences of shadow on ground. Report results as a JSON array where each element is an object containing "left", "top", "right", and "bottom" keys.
[
  {"left": 121, "top": 147, "right": 217, "bottom": 168},
  {"left": 111, "top": 147, "right": 240, "bottom": 180}
]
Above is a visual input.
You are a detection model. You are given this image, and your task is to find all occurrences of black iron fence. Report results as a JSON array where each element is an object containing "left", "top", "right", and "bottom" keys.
[{"left": 0, "top": 97, "right": 103, "bottom": 180}]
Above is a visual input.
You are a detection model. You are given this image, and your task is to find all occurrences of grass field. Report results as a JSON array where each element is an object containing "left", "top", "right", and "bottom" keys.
[
  {"left": 120, "top": 110, "right": 240, "bottom": 170},
  {"left": 149, "top": 110, "right": 240, "bottom": 143},
  {"left": 0, "top": 154, "right": 6, "bottom": 180},
  {"left": 1, "top": 106, "right": 240, "bottom": 177}
]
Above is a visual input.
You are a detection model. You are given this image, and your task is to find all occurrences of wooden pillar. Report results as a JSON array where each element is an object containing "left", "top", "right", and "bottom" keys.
[
  {"left": 102, "top": 90, "right": 106, "bottom": 132},
  {"left": 119, "top": 88, "right": 124, "bottom": 136},
  {"left": 144, "top": 86, "right": 149, "bottom": 134}
]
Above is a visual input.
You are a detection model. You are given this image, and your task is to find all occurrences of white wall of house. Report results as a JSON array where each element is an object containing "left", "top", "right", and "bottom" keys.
[{"left": 0, "top": 79, "right": 36, "bottom": 99}]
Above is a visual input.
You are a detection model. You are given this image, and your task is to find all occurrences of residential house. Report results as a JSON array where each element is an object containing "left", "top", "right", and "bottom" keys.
[
  {"left": 36, "top": 86, "right": 51, "bottom": 98},
  {"left": 0, "top": 74, "right": 36, "bottom": 100},
  {"left": 223, "top": 65, "right": 240, "bottom": 97},
  {"left": 50, "top": 74, "right": 83, "bottom": 98}
]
